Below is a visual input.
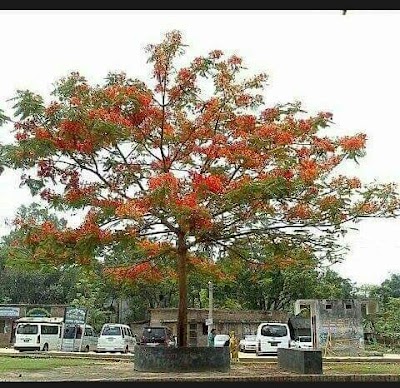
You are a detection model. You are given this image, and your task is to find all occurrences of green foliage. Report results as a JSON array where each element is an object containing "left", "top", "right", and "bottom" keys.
[
  {"left": 9, "top": 90, "right": 45, "bottom": 120},
  {"left": 0, "top": 268, "right": 68, "bottom": 304},
  {"left": 375, "top": 273, "right": 400, "bottom": 303},
  {"left": 69, "top": 269, "right": 111, "bottom": 331},
  {"left": 313, "top": 269, "right": 356, "bottom": 300},
  {"left": 22, "top": 177, "right": 45, "bottom": 196},
  {"left": 374, "top": 297, "right": 400, "bottom": 340},
  {"left": 0, "top": 108, "right": 9, "bottom": 125}
]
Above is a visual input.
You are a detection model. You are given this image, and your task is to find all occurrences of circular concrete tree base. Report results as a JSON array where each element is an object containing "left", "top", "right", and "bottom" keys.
[{"left": 133, "top": 345, "right": 231, "bottom": 372}]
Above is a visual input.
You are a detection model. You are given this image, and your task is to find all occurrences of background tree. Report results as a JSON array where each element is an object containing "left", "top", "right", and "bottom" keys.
[
  {"left": 314, "top": 269, "right": 355, "bottom": 300},
  {"left": 357, "top": 273, "right": 400, "bottom": 347},
  {"left": 212, "top": 253, "right": 355, "bottom": 311},
  {"left": 68, "top": 269, "right": 112, "bottom": 332},
  {"left": 372, "top": 273, "right": 400, "bottom": 304},
  {"left": 0, "top": 203, "right": 70, "bottom": 303},
  {"left": 0, "top": 30, "right": 399, "bottom": 347},
  {"left": 373, "top": 297, "right": 400, "bottom": 347}
]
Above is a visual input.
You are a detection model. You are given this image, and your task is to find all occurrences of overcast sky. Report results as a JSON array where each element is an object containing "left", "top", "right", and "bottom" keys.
[{"left": 0, "top": 10, "right": 399, "bottom": 286}]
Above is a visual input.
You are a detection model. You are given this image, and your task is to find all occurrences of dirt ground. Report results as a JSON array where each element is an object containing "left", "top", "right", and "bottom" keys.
[{"left": 1, "top": 360, "right": 400, "bottom": 382}]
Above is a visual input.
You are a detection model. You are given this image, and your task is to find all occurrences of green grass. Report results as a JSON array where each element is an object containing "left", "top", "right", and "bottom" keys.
[
  {"left": 325, "top": 362, "right": 400, "bottom": 375},
  {"left": 0, "top": 356, "right": 399, "bottom": 377},
  {"left": 365, "top": 343, "right": 400, "bottom": 354},
  {"left": 0, "top": 356, "right": 103, "bottom": 372}
]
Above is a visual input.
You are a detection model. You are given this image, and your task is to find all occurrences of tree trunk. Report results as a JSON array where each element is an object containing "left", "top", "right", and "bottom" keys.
[{"left": 176, "top": 234, "right": 188, "bottom": 347}]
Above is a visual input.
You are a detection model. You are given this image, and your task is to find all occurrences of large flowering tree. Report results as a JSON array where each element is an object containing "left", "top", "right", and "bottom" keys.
[{"left": 0, "top": 31, "right": 399, "bottom": 347}]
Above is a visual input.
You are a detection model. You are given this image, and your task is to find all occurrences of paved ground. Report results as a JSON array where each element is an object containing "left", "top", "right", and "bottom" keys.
[
  {"left": 1, "top": 347, "right": 400, "bottom": 382},
  {"left": 2, "top": 346, "right": 400, "bottom": 361},
  {"left": 1, "top": 359, "right": 400, "bottom": 382}
]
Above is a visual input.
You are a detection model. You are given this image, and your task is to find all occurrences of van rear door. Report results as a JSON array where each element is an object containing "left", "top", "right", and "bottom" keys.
[{"left": 14, "top": 323, "right": 40, "bottom": 350}]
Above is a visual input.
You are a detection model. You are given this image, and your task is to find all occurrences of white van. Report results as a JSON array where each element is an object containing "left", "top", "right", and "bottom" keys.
[
  {"left": 255, "top": 322, "right": 292, "bottom": 356},
  {"left": 61, "top": 324, "right": 98, "bottom": 352},
  {"left": 96, "top": 323, "right": 136, "bottom": 353},
  {"left": 13, "top": 317, "right": 63, "bottom": 352}
]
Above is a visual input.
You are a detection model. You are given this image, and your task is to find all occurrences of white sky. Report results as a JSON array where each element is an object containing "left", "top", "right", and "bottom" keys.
[{"left": 0, "top": 10, "right": 399, "bottom": 286}]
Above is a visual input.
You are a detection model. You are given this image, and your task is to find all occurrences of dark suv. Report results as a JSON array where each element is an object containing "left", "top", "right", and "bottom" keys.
[{"left": 139, "top": 326, "right": 176, "bottom": 347}]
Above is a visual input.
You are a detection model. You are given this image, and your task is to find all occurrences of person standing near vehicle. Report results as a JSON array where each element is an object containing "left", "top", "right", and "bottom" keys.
[
  {"left": 208, "top": 328, "right": 216, "bottom": 347},
  {"left": 229, "top": 331, "right": 240, "bottom": 362}
]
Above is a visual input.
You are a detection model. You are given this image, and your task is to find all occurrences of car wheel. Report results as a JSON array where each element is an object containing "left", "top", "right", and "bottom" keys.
[
  {"left": 42, "top": 343, "right": 49, "bottom": 351},
  {"left": 84, "top": 345, "right": 90, "bottom": 352}
]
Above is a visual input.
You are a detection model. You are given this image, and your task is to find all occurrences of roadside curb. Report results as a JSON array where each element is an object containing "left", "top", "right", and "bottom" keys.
[
  {"left": 108, "top": 375, "right": 400, "bottom": 382},
  {"left": 239, "top": 356, "right": 400, "bottom": 363}
]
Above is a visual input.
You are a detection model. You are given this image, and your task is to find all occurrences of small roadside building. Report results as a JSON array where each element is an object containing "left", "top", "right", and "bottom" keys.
[{"left": 145, "top": 308, "right": 290, "bottom": 347}]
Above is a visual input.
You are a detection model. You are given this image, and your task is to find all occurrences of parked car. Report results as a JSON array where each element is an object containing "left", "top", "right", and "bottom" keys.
[
  {"left": 138, "top": 326, "right": 176, "bottom": 347},
  {"left": 294, "top": 335, "right": 313, "bottom": 349},
  {"left": 214, "top": 334, "right": 230, "bottom": 347},
  {"left": 96, "top": 323, "right": 136, "bottom": 353},
  {"left": 255, "top": 322, "right": 292, "bottom": 356},
  {"left": 13, "top": 317, "right": 63, "bottom": 352},
  {"left": 61, "top": 324, "right": 98, "bottom": 352},
  {"left": 239, "top": 334, "right": 257, "bottom": 352}
]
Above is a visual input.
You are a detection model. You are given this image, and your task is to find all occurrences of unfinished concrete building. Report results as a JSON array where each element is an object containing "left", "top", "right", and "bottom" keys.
[{"left": 294, "top": 299, "right": 378, "bottom": 356}]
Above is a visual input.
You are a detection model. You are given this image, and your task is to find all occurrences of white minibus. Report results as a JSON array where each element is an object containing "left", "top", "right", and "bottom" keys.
[
  {"left": 61, "top": 324, "right": 98, "bottom": 352},
  {"left": 255, "top": 322, "right": 292, "bottom": 356},
  {"left": 13, "top": 317, "right": 63, "bottom": 352}
]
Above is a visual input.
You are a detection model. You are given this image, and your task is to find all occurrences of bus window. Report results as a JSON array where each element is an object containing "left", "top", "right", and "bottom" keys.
[
  {"left": 63, "top": 326, "right": 77, "bottom": 339},
  {"left": 41, "top": 325, "right": 59, "bottom": 335},
  {"left": 16, "top": 324, "right": 39, "bottom": 335}
]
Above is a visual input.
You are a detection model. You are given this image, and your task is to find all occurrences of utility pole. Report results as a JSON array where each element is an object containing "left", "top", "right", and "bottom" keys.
[{"left": 207, "top": 281, "right": 213, "bottom": 335}]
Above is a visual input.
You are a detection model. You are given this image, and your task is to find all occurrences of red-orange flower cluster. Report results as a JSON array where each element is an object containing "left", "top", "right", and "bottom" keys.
[
  {"left": 192, "top": 173, "right": 225, "bottom": 194},
  {"left": 104, "top": 262, "right": 163, "bottom": 283},
  {"left": 339, "top": 133, "right": 367, "bottom": 151}
]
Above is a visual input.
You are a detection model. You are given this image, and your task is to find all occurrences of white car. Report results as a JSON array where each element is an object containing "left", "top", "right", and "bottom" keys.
[
  {"left": 239, "top": 334, "right": 257, "bottom": 352},
  {"left": 294, "top": 335, "right": 313, "bottom": 349},
  {"left": 96, "top": 323, "right": 136, "bottom": 353},
  {"left": 214, "top": 334, "right": 230, "bottom": 347},
  {"left": 256, "top": 322, "right": 291, "bottom": 356}
]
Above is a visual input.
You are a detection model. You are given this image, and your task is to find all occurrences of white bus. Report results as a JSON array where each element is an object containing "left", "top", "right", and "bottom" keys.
[
  {"left": 61, "top": 324, "right": 98, "bottom": 352},
  {"left": 255, "top": 322, "right": 292, "bottom": 356},
  {"left": 13, "top": 317, "right": 63, "bottom": 352}
]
